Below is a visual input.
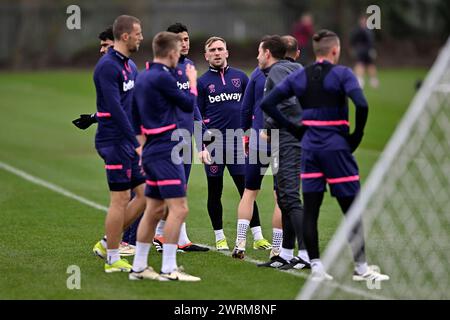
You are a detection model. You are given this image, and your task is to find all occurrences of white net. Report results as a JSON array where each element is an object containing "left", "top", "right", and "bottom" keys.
[{"left": 298, "top": 37, "right": 450, "bottom": 300}]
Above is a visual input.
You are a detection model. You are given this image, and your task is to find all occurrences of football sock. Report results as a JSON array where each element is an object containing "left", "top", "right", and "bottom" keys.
[
  {"left": 251, "top": 226, "right": 263, "bottom": 241},
  {"left": 298, "top": 249, "right": 310, "bottom": 263},
  {"left": 272, "top": 228, "right": 283, "bottom": 251},
  {"left": 155, "top": 220, "right": 166, "bottom": 237},
  {"left": 178, "top": 222, "right": 191, "bottom": 246},
  {"left": 214, "top": 229, "right": 225, "bottom": 242},
  {"left": 132, "top": 241, "right": 151, "bottom": 272},
  {"left": 310, "top": 259, "right": 325, "bottom": 273},
  {"left": 303, "top": 192, "right": 324, "bottom": 260},
  {"left": 207, "top": 176, "right": 224, "bottom": 230},
  {"left": 161, "top": 244, "right": 178, "bottom": 274},
  {"left": 355, "top": 262, "right": 368, "bottom": 275},
  {"left": 236, "top": 219, "right": 250, "bottom": 244},
  {"left": 280, "top": 248, "right": 294, "bottom": 262},
  {"left": 101, "top": 236, "right": 107, "bottom": 249},
  {"left": 337, "top": 196, "right": 367, "bottom": 263},
  {"left": 231, "top": 175, "right": 261, "bottom": 228},
  {"left": 107, "top": 249, "right": 120, "bottom": 265}
]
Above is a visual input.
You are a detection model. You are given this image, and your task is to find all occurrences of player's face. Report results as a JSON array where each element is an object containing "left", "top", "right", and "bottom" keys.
[
  {"left": 257, "top": 43, "right": 269, "bottom": 70},
  {"left": 205, "top": 40, "right": 229, "bottom": 68},
  {"left": 126, "top": 23, "right": 144, "bottom": 53},
  {"left": 179, "top": 31, "right": 190, "bottom": 56},
  {"left": 99, "top": 39, "right": 113, "bottom": 55}
]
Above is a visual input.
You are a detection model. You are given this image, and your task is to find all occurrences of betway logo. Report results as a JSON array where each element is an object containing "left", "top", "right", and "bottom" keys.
[
  {"left": 123, "top": 80, "right": 135, "bottom": 92},
  {"left": 177, "top": 81, "right": 190, "bottom": 90},
  {"left": 208, "top": 93, "right": 242, "bottom": 104}
]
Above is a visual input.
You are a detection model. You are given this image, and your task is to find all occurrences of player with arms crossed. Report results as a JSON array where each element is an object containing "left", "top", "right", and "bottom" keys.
[{"left": 260, "top": 30, "right": 389, "bottom": 282}]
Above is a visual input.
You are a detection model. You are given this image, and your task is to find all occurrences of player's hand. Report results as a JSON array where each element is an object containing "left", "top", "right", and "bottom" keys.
[
  {"left": 288, "top": 123, "right": 306, "bottom": 141},
  {"left": 347, "top": 132, "right": 363, "bottom": 153},
  {"left": 242, "top": 136, "right": 249, "bottom": 157},
  {"left": 135, "top": 145, "right": 143, "bottom": 157},
  {"left": 72, "top": 113, "right": 97, "bottom": 130},
  {"left": 198, "top": 150, "right": 212, "bottom": 165},
  {"left": 260, "top": 130, "right": 270, "bottom": 142},
  {"left": 186, "top": 64, "right": 197, "bottom": 88}
]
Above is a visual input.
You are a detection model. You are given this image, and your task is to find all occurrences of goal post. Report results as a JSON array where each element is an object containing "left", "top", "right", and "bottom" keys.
[{"left": 298, "top": 37, "right": 450, "bottom": 300}]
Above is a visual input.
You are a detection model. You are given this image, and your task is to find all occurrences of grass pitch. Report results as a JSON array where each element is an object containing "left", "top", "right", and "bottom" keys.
[{"left": 0, "top": 68, "right": 427, "bottom": 299}]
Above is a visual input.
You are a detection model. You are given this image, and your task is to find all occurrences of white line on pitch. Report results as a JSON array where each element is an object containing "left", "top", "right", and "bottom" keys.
[{"left": 0, "top": 160, "right": 389, "bottom": 300}]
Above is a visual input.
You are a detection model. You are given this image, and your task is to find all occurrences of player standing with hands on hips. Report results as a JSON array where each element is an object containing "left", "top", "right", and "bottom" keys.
[{"left": 260, "top": 29, "right": 389, "bottom": 282}]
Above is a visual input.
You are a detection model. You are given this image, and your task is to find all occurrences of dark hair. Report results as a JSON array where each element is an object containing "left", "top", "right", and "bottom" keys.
[
  {"left": 98, "top": 26, "right": 113, "bottom": 41},
  {"left": 152, "top": 31, "right": 181, "bottom": 58},
  {"left": 281, "top": 35, "right": 298, "bottom": 57},
  {"left": 167, "top": 22, "right": 188, "bottom": 34},
  {"left": 312, "top": 29, "right": 339, "bottom": 56},
  {"left": 260, "top": 35, "right": 286, "bottom": 60},
  {"left": 113, "top": 15, "right": 141, "bottom": 40}
]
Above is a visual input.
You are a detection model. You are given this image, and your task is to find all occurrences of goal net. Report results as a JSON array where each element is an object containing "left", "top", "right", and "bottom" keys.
[{"left": 298, "top": 37, "right": 450, "bottom": 300}]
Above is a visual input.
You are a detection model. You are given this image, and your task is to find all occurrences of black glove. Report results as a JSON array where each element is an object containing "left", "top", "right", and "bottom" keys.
[
  {"left": 347, "top": 132, "right": 364, "bottom": 153},
  {"left": 287, "top": 123, "right": 306, "bottom": 141},
  {"left": 72, "top": 113, "right": 97, "bottom": 130}
]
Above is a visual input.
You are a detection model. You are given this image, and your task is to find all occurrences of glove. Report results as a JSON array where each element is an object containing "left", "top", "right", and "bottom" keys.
[
  {"left": 72, "top": 113, "right": 97, "bottom": 130},
  {"left": 287, "top": 123, "right": 306, "bottom": 141},
  {"left": 347, "top": 132, "right": 363, "bottom": 153}
]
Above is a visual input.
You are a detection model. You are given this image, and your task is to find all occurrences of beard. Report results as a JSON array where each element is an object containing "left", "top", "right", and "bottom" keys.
[{"left": 128, "top": 43, "right": 140, "bottom": 53}]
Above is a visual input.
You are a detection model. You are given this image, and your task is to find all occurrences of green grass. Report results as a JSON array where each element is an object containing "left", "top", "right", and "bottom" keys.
[{"left": 0, "top": 68, "right": 427, "bottom": 299}]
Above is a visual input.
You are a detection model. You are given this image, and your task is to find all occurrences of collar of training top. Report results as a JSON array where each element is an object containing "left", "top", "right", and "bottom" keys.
[
  {"left": 108, "top": 47, "right": 129, "bottom": 62},
  {"left": 209, "top": 65, "right": 230, "bottom": 73},
  {"left": 179, "top": 55, "right": 187, "bottom": 63},
  {"left": 151, "top": 62, "right": 172, "bottom": 73},
  {"left": 284, "top": 57, "right": 296, "bottom": 63}
]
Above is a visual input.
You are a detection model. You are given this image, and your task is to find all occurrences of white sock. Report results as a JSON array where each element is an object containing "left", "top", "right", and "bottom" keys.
[
  {"left": 280, "top": 248, "right": 294, "bottom": 262},
  {"left": 101, "top": 236, "right": 107, "bottom": 249},
  {"left": 107, "top": 249, "right": 120, "bottom": 265},
  {"left": 251, "top": 226, "right": 263, "bottom": 241},
  {"left": 214, "top": 229, "right": 225, "bottom": 242},
  {"left": 155, "top": 220, "right": 166, "bottom": 237},
  {"left": 161, "top": 243, "right": 178, "bottom": 274},
  {"left": 272, "top": 228, "right": 283, "bottom": 251},
  {"left": 236, "top": 219, "right": 250, "bottom": 244},
  {"left": 178, "top": 222, "right": 191, "bottom": 246},
  {"left": 311, "top": 259, "right": 325, "bottom": 273},
  {"left": 355, "top": 262, "right": 368, "bottom": 275},
  {"left": 132, "top": 241, "right": 151, "bottom": 272},
  {"left": 357, "top": 76, "right": 365, "bottom": 88},
  {"left": 298, "top": 249, "right": 310, "bottom": 263}
]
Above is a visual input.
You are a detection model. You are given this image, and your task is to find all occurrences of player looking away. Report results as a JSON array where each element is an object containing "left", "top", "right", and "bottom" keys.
[
  {"left": 231, "top": 36, "right": 286, "bottom": 260},
  {"left": 92, "top": 15, "right": 146, "bottom": 273},
  {"left": 260, "top": 30, "right": 389, "bottom": 282},
  {"left": 129, "top": 31, "right": 200, "bottom": 281},
  {"left": 152, "top": 23, "right": 209, "bottom": 253}
]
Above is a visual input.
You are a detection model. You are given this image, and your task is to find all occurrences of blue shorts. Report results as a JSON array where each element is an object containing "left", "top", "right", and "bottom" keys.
[
  {"left": 97, "top": 143, "right": 145, "bottom": 192},
  {"left": 245, "top": 149, "right": 277, "bottom": 190},
  {"left": 204, "top": 148, "right": 245, "bottom": 177},
  {"left": 301, "top": 149, "right": 360, "bottom": 197},
  {"left": 143, "top": 156, "right": 186, "bottom": 200}
]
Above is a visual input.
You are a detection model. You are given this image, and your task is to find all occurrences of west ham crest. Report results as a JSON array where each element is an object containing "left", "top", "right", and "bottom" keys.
[
  {"left": 210, "top": 165, "right": 219, "bottom": 174},
  {"left": 231, "top": 78, "right": 241, "bottom": 88}
]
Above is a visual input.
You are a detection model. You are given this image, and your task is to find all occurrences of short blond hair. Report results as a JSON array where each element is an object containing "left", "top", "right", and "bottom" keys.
[
  {"left": 204, "top": 36, "right": 226, "bottom": 52},
  {"left": 152, "top": 31, "right": 182, "bottom": 58}
]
